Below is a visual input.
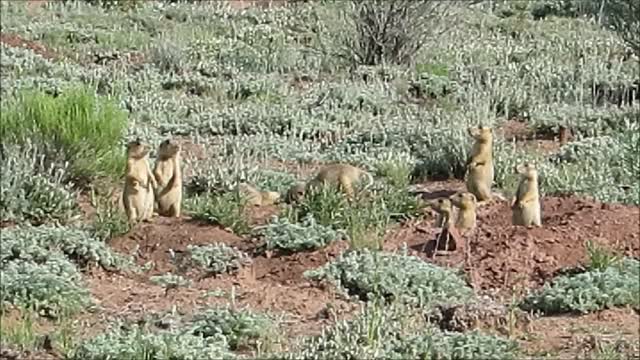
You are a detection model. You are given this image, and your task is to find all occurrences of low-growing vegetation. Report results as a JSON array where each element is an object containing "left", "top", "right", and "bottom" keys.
[{"left": 1, "top": 0, "right": 639, "bottom": 358}]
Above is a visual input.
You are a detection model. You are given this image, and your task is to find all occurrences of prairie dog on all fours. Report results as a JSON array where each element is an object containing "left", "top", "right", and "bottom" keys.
[
  {"left": 237, "top": 183, "right": 281, "bottom": 206},
  {"left": 465, "top": 125, "right": 494, "bottom": 203},
  {"left": 286, "top": 163, "right": 374, "bottom": 203},
  {"left": 511, "top": 162, "right": 542, "bottom": 227},
  {"left": 449, "top": 192, "right": 477, "bottom": 233},
  {"left": 122, "top": 139, "right": 157, "bottom": 224},
  {"left": 153, "top": 138, "right": 182, "bottom": 218}
]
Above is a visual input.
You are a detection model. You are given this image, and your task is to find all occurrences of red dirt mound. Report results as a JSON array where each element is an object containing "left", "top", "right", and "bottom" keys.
[
  {"left": 252, "top": 240, "right": 349, "bottom": 285},
  {"left": 386, "top": 190, "right": 640, "bottom": 292},
  {"left": 0, "top": 33, "right": 56, "bottom": 60},
  {"left": 109, "top": 217, "right": 246, "bottom": 275}
]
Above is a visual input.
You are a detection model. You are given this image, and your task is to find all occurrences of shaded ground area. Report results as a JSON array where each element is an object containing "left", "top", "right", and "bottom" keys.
[{"left": 0, "top": 33, "right": 56, "bottom": 60}]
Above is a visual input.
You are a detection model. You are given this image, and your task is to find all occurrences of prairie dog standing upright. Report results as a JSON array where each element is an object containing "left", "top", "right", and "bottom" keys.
[
  {"left": 237, "top": 183, "right": 281, "bottom": 206},
  {"left": 465, "top": 126, "right": 494, "bottom": 203},
  {"left": 286, "top": 163, "right": 374, "bottom": 203},
  {"left": 449, "top": 192, "right": 477, "bottom": 233},
  {"left": 153, "top": 138, "right": 182, "bottom": 217},
  {"left": 429, "top": 198, "right": 453, "bottom": 229},
  {"left": 122, "top": 139, "right": 157, "bottom": 224},
  {"left": 511, "top": 163, "right": 542, "bottom": 227}
]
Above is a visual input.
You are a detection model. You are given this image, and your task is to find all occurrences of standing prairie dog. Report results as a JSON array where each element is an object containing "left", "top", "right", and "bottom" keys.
[
  {"left": 465, "top": 126, "right": 494, "bottom": 203},
  {"left": 511, "top": 163, "right": 542, "bottom": 227},
  {"left": 237, "top": 183, "right": 281, "bottom": 206},
  {"left": 449, "top": 192, "right": 477, "bottom": 234},
  {"left": 428, "top": 198, "right": 453, "bottom": 229},
  {"left": 153, "top": 138, "right": 182, "bottom": 218},
  {"left": 122, "top": 139, "right": 157, "bottom": 224},
  {"left": 286, "top": 163, "right": 374, "bottom": 203}
]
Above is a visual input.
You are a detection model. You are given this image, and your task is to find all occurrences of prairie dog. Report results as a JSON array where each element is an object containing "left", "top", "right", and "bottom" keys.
[
  {"left": 122, "top": 139, "right": 157, "bottom": 224},
  {"left": 428, "top": 198, "right": 453, "bottom": 229},
  {"left": 153, "top": 138, "right": 182, "bottom": 218},
  {"left": 511, "top": 163, "right": 542, "bottom": 227},
  {"left": 237, "top": 183, "right": 281, "bottom": 206},
  {"left": 286, "top": 164, "right": 374, "bottom": 203},
  {"left": 449, "top": 192, "right": 477, "bottom": 233},
  {"left": 465, "top": 126, "right": 494, "bottom": 203}
]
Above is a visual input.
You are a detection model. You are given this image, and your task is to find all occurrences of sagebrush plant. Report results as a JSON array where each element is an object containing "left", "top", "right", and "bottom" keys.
[
  {"left": 187, "top": 244, "right": 252, "bottom": 276},
  {"left": 276, "top": 300, "right": 519, "bottom": 359},
  {"left": 304, "top": 248, "right": 474, "bottom": 308},
  {"left": 186, "top": 191, "right": 251, "bottom": 235},
  {"left": 149, "top": 273, "right": 191, "bottom": 290},
  {"left": 90, "top": 188, "right": 130, "bottom": 241},
  {"left": 521, "top": 257, "right": 640, "bottom": 314},
  {"left": 69, "top": 324, "right": 234, "bottom": 360},
  {"left": 2, "top": 225, "right": 133, "bottom": 270},
  {"left": 1, "top": 251, "right": 92, "bottom": 318},
  {"left": 187, "top": 306, "right": 279, "bottom": 352},
  {"left": 0, "top": 87, "right": 127, "bottom": 183},
  {"left": 259, "top": 214, "right": 344, "bottom": 254},
  {"left": 0, "top": 141, "right": 78, "bottom": 225}
]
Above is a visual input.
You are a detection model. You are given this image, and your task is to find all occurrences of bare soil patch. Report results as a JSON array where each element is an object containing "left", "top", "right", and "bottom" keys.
[
  {"left": 0, "top": 33, "right": 56, "bottom": 60},
  {"left": 500, "top": 119, "right": 564, "bottom": 155},
  {"left": 521, "top": 307, "right": 640, "bottom": 358},
  {"left": 385, "top": 181, "right": 640, "bottom": 292}
]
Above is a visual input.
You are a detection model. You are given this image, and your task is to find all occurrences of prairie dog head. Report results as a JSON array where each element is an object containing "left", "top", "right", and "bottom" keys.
[
  {"left": 516, "top": 162, "right": 538, "bottom": 181},
  {"left": 449, "top": 192, "right": 477, "bottom": 210},
  {"left": 429, "top": 198, "right": 453, "bottom": 215},
  {"left": 260, "top": 191, "right": 281, "bottom": 205},
  {"left": 126, "top": 139, "right": 150, "bottom": 159},
  {"left": 467, "top": 125, "right": 493, "bottom": 143},
  {"left": 157, "top": 138, "right": 181, "bottom": 159},
  {"left": 286, "top": 182, "right": 306, "bottom": 204}
]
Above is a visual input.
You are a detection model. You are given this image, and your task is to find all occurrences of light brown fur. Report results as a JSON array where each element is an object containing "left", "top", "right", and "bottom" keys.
[
  {"left": 122, "top": 139, "right": 157, "bottom": 225},
  {"left": 286, "top": 164, "right": 374, "bottom": 203},
  {"left": 465, "top": 126, "right": 494, "bottom": 203},
  {"left": 237, "top": 183, "right": 281, "bottom": 206},
  {"left": 153, "top": 139, "right": 182, "bottom": 218},
  {"left": 428, "top": 198, "right": 453, "bottom": 229},
  {"left": 511, "top": 163, "right": 542, "bottom": 227},
  {"left": 449, "top": 192, "right": 477, "bottom": 233}
]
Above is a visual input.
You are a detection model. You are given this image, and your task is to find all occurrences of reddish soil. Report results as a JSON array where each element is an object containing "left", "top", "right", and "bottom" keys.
[
  {"left": 387, "top": 181, "right": 640, "bottom": 293},
  {"left": 522, "top": 306, "right": 640, "bottom": 358},
  {"left": 500, "top": 119, "right": 563, "bottom": 155},
  {"left": 0, "top": 33, "right": 56, "bottom": 60}
]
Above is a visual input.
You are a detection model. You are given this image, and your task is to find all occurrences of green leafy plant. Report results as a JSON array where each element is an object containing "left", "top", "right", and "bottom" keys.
[{"left": 186, "top": 191, "right": 251, "bottom": 235}]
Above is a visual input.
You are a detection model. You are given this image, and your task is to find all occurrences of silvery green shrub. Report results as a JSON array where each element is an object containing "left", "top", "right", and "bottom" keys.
[
  {"left": 70, "top": 324, "right": 234, "bottom": 360},
  {"left": 1, "top": 225, "right": 133, "bottom": 270},
  {"left": 187, "top": 307, "right": 276, "bottom": 351},
  {"left": 0, "top": 142, "right": 78, "bottom": 225},
  {"left": 521, "top": 257, "right": 640, "bottom": 314},
  {"left": 188, "top": 244, "right": 251, "bottom": 276},
  {"left": 1, "top": 252, "right": 92, "bottom": 318},
  {"left": 259, "top": 214, "right": 344, "bottom": 253},
  {"left": 304, "top": 249, "right": 474, "bottom": 308}
]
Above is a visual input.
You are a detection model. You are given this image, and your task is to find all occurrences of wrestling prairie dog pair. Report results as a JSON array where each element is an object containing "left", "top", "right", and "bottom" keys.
[
  {"left": 428, "top": 192, "right": 478, "bottom": 234},
  {"left": 285, "top": 163, "right": 374, "bottom": 204},
  {"left": 122, "top": 138, "right": 182, "bottom": 224}
]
